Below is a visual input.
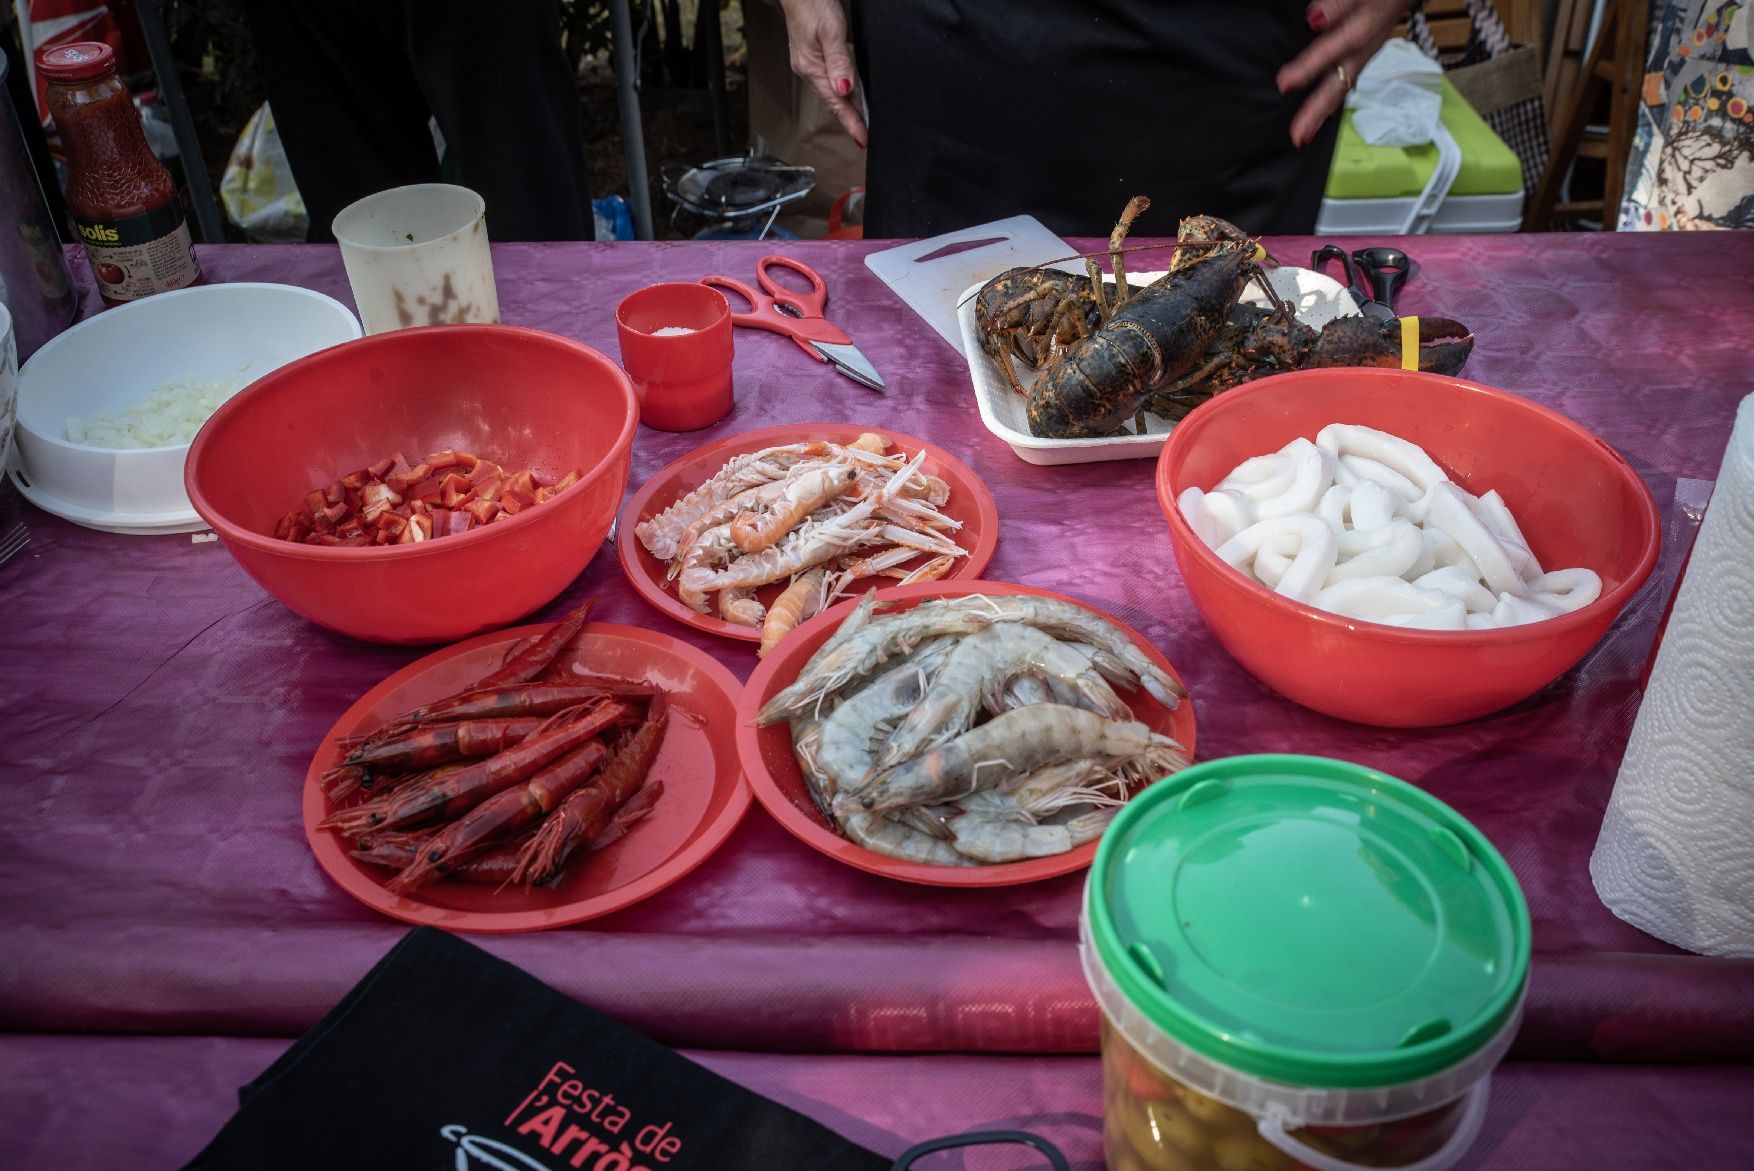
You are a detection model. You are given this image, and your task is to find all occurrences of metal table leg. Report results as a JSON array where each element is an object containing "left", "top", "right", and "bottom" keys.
[
  {"left": 132, "top": 0, "right": 226, "bottom": 244},
  {"left": 610, "top": 0, "right": 654, "bottom": 241}
]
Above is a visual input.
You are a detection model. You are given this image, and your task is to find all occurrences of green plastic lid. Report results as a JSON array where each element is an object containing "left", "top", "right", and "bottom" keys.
[
  {"left": 1087, "top": 754, "right": 1529, "bottom": 1089},
  {"left": 1325, "top": 78, "right": 1524, "bottom": 199}
]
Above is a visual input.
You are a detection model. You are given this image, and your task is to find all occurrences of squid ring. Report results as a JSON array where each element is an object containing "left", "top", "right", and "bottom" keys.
[
  {"left": 1313, "top": 576, "right": 1457, "bottom": 622},
  {"left": 1318, "top": 424, "right": 1451, "bottom": 496},
  {"left": 1326, "top": 519, "right": 1423, "bottom": 585},
  {"left": 1529, "top": 568, "right": 1603, "bottom": 613},
  {"left": 1425, "top": 483, "right": 1526, "bottom": 598},
  {"left": 1216, "top": 515, "right": 1338, "bottom": 603}
]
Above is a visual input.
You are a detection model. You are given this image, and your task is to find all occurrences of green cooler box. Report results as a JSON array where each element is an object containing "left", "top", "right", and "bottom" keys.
[{"left": 1317, "top": 78, "right": 1524, "bottom": 234}]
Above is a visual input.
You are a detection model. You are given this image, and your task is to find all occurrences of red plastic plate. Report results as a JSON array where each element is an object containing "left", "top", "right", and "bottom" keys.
[
  {"left": 304, "top": 620, "right": 749, "bottom": 932},
  {"left": 617, "top": 423, "right": 1000, "bottom": 642},
  {"left": 734, "top": 580, "right": 1198, "bottom": 887}
]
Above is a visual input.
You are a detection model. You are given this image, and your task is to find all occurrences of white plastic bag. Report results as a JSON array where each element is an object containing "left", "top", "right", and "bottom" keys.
[
  {"left": 1346, "top": 38, "right": 1444, "bottom": 148},
  {"left": 220, "top": 103, "right": 309, "bottom": 243}
]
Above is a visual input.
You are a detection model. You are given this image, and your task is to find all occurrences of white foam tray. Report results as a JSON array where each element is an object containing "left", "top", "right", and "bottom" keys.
[{"left": 959, "top": 267, "right": 1359, "bottom": 466}]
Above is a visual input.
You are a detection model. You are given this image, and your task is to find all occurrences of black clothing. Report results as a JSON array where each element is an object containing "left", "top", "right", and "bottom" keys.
[
  {"left": 241, "top": 0, "right": 594, "bottom": 242},
  {"left": 852, "top": 0, "right": 1340, "bottom": 237}
]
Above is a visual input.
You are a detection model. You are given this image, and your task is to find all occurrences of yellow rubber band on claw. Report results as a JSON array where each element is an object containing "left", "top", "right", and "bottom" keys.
[{"left": 1400, "top": 315, "right": 1420, "bottom": 371}]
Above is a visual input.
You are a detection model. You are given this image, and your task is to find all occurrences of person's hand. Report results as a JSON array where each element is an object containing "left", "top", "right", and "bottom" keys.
[
  {"left": 778, "top": 0, "right": 867, "bottom": 148},
  {"left": 1276, "top": 0, "right": 1416, "bottom": 147}
]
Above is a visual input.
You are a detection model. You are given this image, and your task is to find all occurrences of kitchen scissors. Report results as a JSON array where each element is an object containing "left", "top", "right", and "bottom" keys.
[
  {"left": 700, "top": 255, "right": 886, "bottom": 393},
  {"left": 1311, "top": 244, "right": 1412, "bottom": 321}
]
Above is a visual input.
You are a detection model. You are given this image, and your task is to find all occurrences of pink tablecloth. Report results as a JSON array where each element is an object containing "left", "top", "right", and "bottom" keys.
[{"left": 3, "top": 235, "right": 1753, "bottom": 1169}]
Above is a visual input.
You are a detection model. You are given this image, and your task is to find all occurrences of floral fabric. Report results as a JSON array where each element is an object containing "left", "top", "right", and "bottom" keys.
[{"left": 1622, "top": 0, "right": 1754, "bottom": 229}]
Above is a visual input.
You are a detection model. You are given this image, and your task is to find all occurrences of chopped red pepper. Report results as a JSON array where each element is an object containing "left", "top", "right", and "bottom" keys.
[{"left": 275, "top": 448, "right": 577, "bottom": 545}]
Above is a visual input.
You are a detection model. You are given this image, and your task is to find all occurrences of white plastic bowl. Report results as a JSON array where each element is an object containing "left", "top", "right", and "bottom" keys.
[{"left": 13, "top": 283, "right": 362, "bottom": 519}]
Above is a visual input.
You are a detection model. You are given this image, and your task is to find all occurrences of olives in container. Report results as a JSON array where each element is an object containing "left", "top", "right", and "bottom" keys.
[{"left": 1080, "top": 755, "right": 1530, "bottom": 1170}]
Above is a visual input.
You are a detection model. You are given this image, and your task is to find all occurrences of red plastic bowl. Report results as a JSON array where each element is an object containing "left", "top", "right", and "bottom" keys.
[
  {"left": 186, "top": 324, "right": 638, "bottom": 644},
  {"left": 735, "top": 580, "right": 1197, "bottom": 887},
  {"left": 1156, "top": 368, "right": 1661, "bottom": 727}
]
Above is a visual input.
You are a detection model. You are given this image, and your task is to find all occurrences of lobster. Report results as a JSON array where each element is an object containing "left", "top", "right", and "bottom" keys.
[
  {"left": 1141, "top": 309, "right": 1477, "bottom": 422},
  {"left": 971, "top": 200, "right": 1476, "bottom": 440},
  {"left": 1022, "top": 203, "right": 1275, "bottom": 438}
]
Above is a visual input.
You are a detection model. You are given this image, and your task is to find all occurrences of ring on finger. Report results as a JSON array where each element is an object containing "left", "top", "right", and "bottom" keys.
[{"left": 1336, "top": 63, "right": 1353, "bottom": 90}]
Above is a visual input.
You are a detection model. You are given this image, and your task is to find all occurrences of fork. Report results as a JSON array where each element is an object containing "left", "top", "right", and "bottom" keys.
[{"left": 0, "top": 523, "right": 28, "bottom": 568}]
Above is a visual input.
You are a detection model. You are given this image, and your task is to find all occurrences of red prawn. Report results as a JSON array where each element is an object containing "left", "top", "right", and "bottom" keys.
[
  {"left": 511, "top": 695, "right": 670, "bottom": 886},
  {"left": 320, "top": 700, "right": 634, "bottom": 838},
  {"left": 383, "top": 738, "right": 614, "bottom": 895}
]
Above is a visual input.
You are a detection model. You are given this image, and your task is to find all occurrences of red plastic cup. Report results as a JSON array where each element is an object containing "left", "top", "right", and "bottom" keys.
[{"left": 615, "top": 283, "right": 734, "bottom": 431}]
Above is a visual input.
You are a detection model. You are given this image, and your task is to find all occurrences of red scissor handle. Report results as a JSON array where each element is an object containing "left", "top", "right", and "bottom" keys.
[{"left": 699, "top": 255, "right": 851, "bottom": 357}]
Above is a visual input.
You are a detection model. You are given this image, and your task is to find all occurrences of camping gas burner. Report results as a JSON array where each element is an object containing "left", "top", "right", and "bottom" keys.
[{"left": 661, "top": 155, "right": 816, "bottom": 239}]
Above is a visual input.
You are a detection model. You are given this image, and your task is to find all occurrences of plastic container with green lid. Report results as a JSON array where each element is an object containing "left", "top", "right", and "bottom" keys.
[{"left": 1082, "top": 754, "right": 1529, "bottom": 1171}]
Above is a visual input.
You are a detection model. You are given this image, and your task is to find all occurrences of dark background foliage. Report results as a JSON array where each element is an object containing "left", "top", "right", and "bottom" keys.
[{"left": 150, "top": 0, "right": 746, "bottom": 239}]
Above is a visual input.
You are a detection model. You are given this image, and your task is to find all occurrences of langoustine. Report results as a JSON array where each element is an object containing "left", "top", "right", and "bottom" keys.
[{"left": 636, "top": 435, "right": 972, "bottom": 656}]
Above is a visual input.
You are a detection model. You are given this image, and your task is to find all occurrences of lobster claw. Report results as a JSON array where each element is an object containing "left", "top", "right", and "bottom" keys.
[
  {"left": 1304, "top": 315, "right": 1474, "bottom": 376},
  {"left": 1411, "top": 317, "right": 1475, "bottom": 375}
]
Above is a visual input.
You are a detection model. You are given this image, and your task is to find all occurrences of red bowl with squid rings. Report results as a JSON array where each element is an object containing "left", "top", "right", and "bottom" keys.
[{"left": 1156, "top": 367, "right": 1661, "bottom": 727}]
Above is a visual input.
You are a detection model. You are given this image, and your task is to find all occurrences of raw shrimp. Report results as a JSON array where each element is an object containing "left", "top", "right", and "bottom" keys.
[
  {"left": 817, "top": 640, "right": 956, "bottom": 793},
  {"left": 946, "top": 806, "right": 1117, "bottom": 863},
  {"left": 635, "top": 444, "right": 825, "bottom": 559},
  {"left": 872, "top": 524, "right": 966, "bottom": 557},
  {"left": 791, "top": 717, "right": 836, "bottom": 820},
  {"left": 836, "top": 545, "right": 920, "bottom": 581},
  {"left": 718, "top": 585, "right": 766, "bottom": 627},
  {"left": 351, "top": 830, "right": 531, "bottom": 882},
  {"left": 858, "top": 704, "right": 1188, "bottom": 813},
  {"left": 731, "top": 464, "right": 859, "bottom": 553},
  {"left": 840, "top": 808, "right": 973, "bottom": 866},
  {"left": 332, "top": 716, "right": 547, "bottom": 775},
  {"left": 384, "top": 738, "right": 611, "bottom": 894},
  {"left": 683, "top": 496, "right": 885, "bottom": 595},
  {"left": 670, "top": 477, "right": 797, "bottom": 565},
  {"left": 321, "top": 701, "right": 634, "bottom": 837},
  {"left": 867, "top": 624, "right": 1129, "bottom": 779},
  {"left": 895, "top": 556, "right": 956, "bottom": 586},
  {"left": 465, "top": 598, "right": 597, "bottom": 691},
  {"left": 938, "top": 595, "right": 1186, "bottom": 709},
  {"left": 759, "top": 567, "right": 828, "bottom": 657},
  {"left": 383, "top": 680, "right": 654, "bottom": 728},
  {"left": 757, "top": 605, "right": 994, "bottom": 724},
  {"left": 1001, "top": 757, "right": 1131, "bottom": 811},
  {"left": 510, "top": 696, "right": 670, "bottom": 886},
  {"left": 675, "top": 523, "right": 741, "bottom": 613}
]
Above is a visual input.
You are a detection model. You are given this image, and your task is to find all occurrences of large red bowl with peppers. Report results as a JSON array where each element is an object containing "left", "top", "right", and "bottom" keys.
[{"left": 186, "top": 324, "right": 638, "bottom": 644}]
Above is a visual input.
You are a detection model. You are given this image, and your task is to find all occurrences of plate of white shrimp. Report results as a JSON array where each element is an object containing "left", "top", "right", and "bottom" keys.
[
  {"left": 619, "top": 424, "right": 1000, "bottom": 652},
  {"left": 734, "top": 581, "right": 1198, "bottom": 886}
]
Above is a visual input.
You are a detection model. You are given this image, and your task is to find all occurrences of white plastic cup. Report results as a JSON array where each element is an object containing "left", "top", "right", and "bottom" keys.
[{"left": 332, "top": 184, "right": 500, "bottom": 335}]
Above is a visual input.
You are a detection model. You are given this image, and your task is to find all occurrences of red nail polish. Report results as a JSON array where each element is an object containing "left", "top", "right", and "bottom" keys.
[
  {"left": 835, "top": 77, "right": 852, "bottom": 96},
  {"left": 1307, "top": 6, "right": 1328, "bottom": 30}
]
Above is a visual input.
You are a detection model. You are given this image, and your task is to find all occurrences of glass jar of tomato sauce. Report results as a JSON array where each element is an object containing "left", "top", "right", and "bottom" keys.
[
  {"left": 36, "top": 42, "right": 201, "bottom": 305},
  {"left": 1082, "top": 755, "right": 1529, "bottom": 1171}
]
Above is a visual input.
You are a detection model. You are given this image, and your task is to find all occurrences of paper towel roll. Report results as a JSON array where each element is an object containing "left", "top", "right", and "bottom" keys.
[{"left": 1591, "top": 394, "right": 1754, "bottom": 957}]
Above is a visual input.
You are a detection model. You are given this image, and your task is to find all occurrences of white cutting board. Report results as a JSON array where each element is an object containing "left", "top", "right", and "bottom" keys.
[{"left": 864, "top": 215, "right": 1083, "bottom": 357}]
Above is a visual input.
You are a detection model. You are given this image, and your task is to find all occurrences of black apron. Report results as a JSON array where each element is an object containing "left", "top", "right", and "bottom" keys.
[{"left": 853, "top": 0, "right": 1340, "bottom": 237}]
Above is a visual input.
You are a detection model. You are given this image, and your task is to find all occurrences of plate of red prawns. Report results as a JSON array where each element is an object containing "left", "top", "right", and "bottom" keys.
[
  {"left": 617, "top": 424, "right": 999, "bottom": 654},
  {"left": 303, "top": 599, "right": 749, "bottom": 932}
]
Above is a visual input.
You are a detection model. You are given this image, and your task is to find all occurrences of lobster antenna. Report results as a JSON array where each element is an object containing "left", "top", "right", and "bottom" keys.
[{"left": 954, "top": 236, "right": 1279, "bottom": 310}]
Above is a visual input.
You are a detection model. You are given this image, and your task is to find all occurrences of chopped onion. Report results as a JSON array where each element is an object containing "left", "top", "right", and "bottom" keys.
[{"left": 66, "top": 372, "right": 249, "bottom": 449}]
